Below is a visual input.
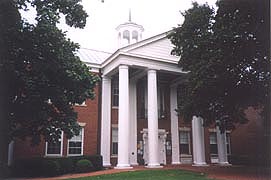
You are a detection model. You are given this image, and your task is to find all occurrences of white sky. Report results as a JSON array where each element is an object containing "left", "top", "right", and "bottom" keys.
[{"left": 22, "top": 0, "right": 217, "bottom": 52}]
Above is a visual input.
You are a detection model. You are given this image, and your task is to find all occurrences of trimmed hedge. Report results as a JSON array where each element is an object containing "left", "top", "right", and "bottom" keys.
[
  {"left": 42, "top": 159, "right": 61, "bottom": 177},
  {"left": 11, "top": 155, "right": 103, "bottom": 177},
  {"left": 0, "top": 161, "right": 10, "bottom": 178},
  {"left": 75, "top": 159, "right": 93, "bottom": 173},
  {"left": 69, "top": 155, "right": 103, "bottom": 171}
]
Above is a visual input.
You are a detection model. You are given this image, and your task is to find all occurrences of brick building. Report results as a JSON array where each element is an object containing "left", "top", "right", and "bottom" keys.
[{"left": 11, "top": 17, "right": 268, "bottom": 168}]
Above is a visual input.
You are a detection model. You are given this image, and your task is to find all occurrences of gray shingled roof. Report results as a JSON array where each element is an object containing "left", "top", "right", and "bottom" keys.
[{"left": 76, "top": 48, "right": 112, "bottom": 65}]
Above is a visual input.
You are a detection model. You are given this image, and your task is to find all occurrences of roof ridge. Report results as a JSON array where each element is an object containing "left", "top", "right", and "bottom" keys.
[{"left": 79, "top": 48, "right": 112, "bottom": 54}]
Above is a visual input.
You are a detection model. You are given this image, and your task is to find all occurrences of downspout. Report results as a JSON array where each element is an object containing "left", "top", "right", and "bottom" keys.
[{"left": 97, "top": 69, "right": 102, "bottom": 155}]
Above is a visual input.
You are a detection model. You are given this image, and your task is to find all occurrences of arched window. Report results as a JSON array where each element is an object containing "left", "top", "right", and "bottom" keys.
[
  {"left": 123, "top": 30, "right": 130, "bottom": 45},
  {"left": 132, "top": 30, "right": 138, "bottom": 43}
]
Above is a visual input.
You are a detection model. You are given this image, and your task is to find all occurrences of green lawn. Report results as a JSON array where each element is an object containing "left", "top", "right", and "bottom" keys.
[{"left": 67, "top": 169, "right": 212, "bottom": 180}]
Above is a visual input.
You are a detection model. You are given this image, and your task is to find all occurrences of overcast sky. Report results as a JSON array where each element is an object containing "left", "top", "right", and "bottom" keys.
[{"left": 22, "top": 0, "right": 218, "bottom": 52}]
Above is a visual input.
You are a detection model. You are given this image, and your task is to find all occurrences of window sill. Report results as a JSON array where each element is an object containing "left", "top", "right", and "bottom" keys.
[
  {"left": 112, "top": 106, "right": 119, "bottom": 109},
  {"left": 180, "top": 154, "right": 192, "bottom": 157},
  {"left": 111, "top": 155, "right": 118, "bottom": 158},
  {"left": 74, "top": 104, "right": 87, "bottom": 107},
  {"left": 67, "top": 154, "right": 83, "bottom": 157},
  {"left": 44, "top": 154, "right": 62, "bottom": 157}
]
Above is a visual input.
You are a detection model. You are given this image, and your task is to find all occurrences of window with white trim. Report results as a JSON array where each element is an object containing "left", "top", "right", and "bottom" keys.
[
  {"left": 111, "top": 128, "right": 118, "bottom": 155},
  {"left": 179, "top": 130, "right": 191, "bottom": 155},
  {"left": 209, "top": 131, "right": 231, "bottom": 155},
  {"left": 112, "top": 81, "right": 119, "bottom": 107},
  {"left": 75, "top": 101, "right": 86, "bottom": 106},
  {"left": 45, "top": 131, "right": 63, "bottom": 156},
  {"left": 68, "top": 128, "right": 84, "bottom": 156},
  {"left": 209, "top": 132, "right": 218, "bottom": 155},
  {"left": 226, "top": 132, "right": 231, "bottom": 155},
  {"left": 137, "top": 82, "right": 147, "bottom": 119},
  {"left": 158, "top": 85, "right": 166, "bottom": 119}
]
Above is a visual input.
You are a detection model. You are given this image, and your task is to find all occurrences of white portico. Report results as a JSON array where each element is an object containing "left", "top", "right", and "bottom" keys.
[
  {"left": 79, "top": 17, "right": 230, "bottom": 168},
  {"left": 99, "top": 31, "right": 186, "bottom": 168}
]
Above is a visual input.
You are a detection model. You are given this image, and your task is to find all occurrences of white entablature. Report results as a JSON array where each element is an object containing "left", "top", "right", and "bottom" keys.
[{"left": 78, "top": 31, "right": 185, "bottom": 76}]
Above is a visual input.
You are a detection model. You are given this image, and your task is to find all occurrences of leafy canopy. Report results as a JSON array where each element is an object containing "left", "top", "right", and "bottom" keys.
[
  {"left": 168, "top": 0, "right": 270, "bottom": 131},
  {"left": 0, "top": 0, "right": 99, "bottom": 144}
]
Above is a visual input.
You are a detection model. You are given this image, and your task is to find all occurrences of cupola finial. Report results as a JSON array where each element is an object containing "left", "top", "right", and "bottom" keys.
[{"left": 129, "top": 8, "right": 131, "bottom": 22}]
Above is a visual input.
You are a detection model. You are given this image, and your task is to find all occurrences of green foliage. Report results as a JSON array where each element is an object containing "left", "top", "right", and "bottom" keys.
[
  {"left": 69, "top": 155, "right": 103, "bottom": 171},
  {"left": 56, "top": 157, "right": 74, "bottom": 174},
  {"left": 12, "top": 158, "right": 44, "bottom": 177},
  {"left": 42, "top": 159, "right": 61, "bottom": 177},
  {"left": 11, "top": 156, "right": 102, "bottom": 177},
  {"left": 75, "top": 159, "right": 94, "bottom": 173},
  {"left": 0, "top": 161, "right": 10, "bottom": 178},
  {"left": 0, "top": 0, "right": 99, "bottom": 147},
  {"left": 168, "top": 0, "right": 270, "bottom": 131}
]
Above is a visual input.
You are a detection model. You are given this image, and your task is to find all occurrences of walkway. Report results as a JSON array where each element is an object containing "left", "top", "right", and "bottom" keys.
[{"left": 7, "top": 164, "right": 271, "bottom": 180}]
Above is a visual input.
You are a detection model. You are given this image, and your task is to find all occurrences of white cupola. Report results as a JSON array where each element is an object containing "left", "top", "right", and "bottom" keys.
[{"left": 116, "top": 10, "right": 144, "bottom": 48}]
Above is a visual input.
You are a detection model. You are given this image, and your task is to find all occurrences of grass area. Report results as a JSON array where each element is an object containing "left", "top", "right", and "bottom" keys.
[{"left": 67, "top": 169, "right": 212, "bottom": 180}]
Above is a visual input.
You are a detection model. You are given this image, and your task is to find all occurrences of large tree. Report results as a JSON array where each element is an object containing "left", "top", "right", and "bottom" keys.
[
  {"left": 168, "top": 0, "right": 270, "bottom": 131},
  {"left": 0, "top": 0, "right": 99, "bottom": 164}
]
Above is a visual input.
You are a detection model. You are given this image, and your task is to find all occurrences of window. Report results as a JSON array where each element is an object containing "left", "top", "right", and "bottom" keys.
[
  {"left": 112, "top": 128, "right": 118, "bottom": 155},
  {"left": 158, "top": 85, "right": 166, "bottom": 119},
  {"left": 45, "top": 131, "right": 63, "bottom": 156},
  {"left": 68, "top": 128, "right": 84, "bottom": 156},
  {"left": 112, "top": 81, "right": 119, "bottom": 107},
  {"left": 226, "top": 132, "right": 231, "bottom": 155},
  {"left": 75, "top": 101, "right": 86, "bottom": 106},
  {"left": 137, "top": 82, "right": 147, "bottom": 119},
  {"left": 179, "top": 131, "right": 191, "bottom": 155},
  {"left": 209, "top": 132, "right": 218, "bottom": 155}
]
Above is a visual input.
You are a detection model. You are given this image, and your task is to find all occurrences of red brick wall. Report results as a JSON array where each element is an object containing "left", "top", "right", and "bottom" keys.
[
  {"left": 74, "top": 86, "right": 100, "bottom": 155},
  {"left": 14, "top": 85, "right": 100, "bottom": 159},
  {"left": 230, "top": 107, "right": 266, "bottom": 165},
  {"left": 14, "top": 138, "right": 45, "bottom": 159}
]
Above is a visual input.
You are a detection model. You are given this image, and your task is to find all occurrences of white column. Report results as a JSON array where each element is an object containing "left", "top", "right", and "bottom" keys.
[
  {"left": 170, "top": 86, "right": 181, "bottom": 164},
  {"left": 116, "top": 65, "right": 132, "bottom": 169},
  {"left": 8, "top": 141, "right": 14, "bottom": 166},
  {"left": 192, "top": 116, "right": 207, "bottom": 166},
  {"left": 216, "top": 126, "right": 230, "bottom": 165},
  {"left": 129, "top": 80, "right": 138, "bottom": 165},
  {"left": 100, "top": 76, "right": 112, "bottom": 167},
  {"left": 147, "top": 69, "right": 162, "bottom": 168}
]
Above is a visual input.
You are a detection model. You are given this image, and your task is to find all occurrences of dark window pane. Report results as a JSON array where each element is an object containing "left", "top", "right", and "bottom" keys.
[
  {"left": 210, "top": 144, "right": 218, "bottom": 154},
  {"left": 180, "top": 144, "right": 190, "bottom": 154},
  {"left": 68, "top": 142, "right": 82, "bottom": 154},
  {"left": 47, "top": 142, "right": 61, "bottom": 154},
  {"left": 112, "top": 142, "right": 118, "bottom": 155}
]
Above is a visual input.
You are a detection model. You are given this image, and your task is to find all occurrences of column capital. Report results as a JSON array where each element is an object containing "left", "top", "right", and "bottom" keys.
[
  {"left": 102, "top": 75, "right": 111, "bottom": 81},
  {"left": 147, "top": 69, "right": 157, "bottom": 74},
  {"left": 119, "top": 64, "right": 129, "bottom": 70}
]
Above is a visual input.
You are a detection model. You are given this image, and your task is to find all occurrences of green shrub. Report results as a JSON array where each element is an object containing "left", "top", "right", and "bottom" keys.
[
  {"left": 75, "top": 159, "right": 94, "bottom": 173},
  {"left": 85, "top": 155, "right": 103, "bottom": 170},
  {"left": 42, "top": 159, "right": 61, "bottom": 177},
  {"left": 55, "top": 157, "right": 74, "bottom": 174},
  {"left": 0, "top": 161, "right": 10, "bottom": 178},
  {"left": 12, "top": 158, "right": 43, "bottom": 177},
  {"left": 11, "top": 155, "right": 102, "bottom": 177},
  {"left": 70, "top": 155, "right": 103, "bottom": 170}
]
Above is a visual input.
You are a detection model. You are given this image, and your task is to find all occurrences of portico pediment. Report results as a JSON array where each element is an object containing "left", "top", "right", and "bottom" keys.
[{"left": 101, "top": 31, "right": 185, "bottom": 76}]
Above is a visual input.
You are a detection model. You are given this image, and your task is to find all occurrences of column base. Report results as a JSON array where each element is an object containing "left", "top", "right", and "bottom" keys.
[
  {"left": 145, "top": 164, "right": 163, "bottom": 168},
  {"left": 172, "top": 161, "right": 181, "bottom": 165},
  {"left": 103, "top": 162, "right": 112, "bottom": 167},
  {"left": 218, "top": 162, "right": 231, "bottom": 166},
  {"left": 192, "top": 162, "right": 209, "bottom": 167},
  {"left": 114, "top": 164, "right": 133, "bottom": 169}
]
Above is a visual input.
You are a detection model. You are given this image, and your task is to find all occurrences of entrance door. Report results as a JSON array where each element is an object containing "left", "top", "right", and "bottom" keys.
[
  {"left": 158, "top": 134, "right": 166, "bottom": 165},
  {"left": 141, "top": 129, "right": 167, "bottom": 165}
]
